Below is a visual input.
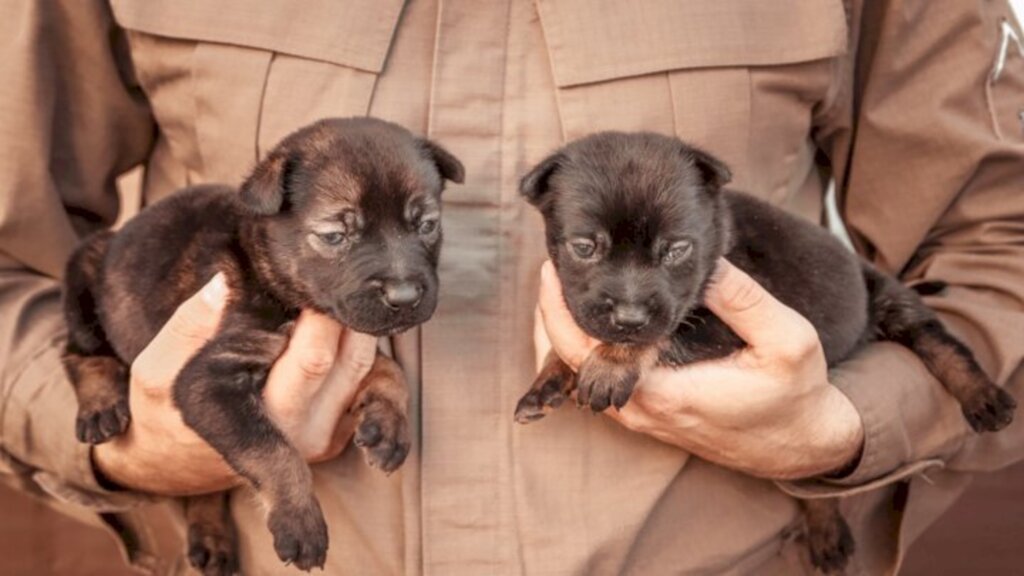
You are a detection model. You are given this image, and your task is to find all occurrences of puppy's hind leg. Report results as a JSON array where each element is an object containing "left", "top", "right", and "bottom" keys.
[
  {"left": 174, "top": 326, "right": 327, "bottom": 571},
  {"left": 802, "top": 498, "right": 854, "bottom": 574},
  {"left": 62, "top": 231, "right": 131, "bottom": 444},
  {"left": 863, "top": 265, "right": 1016, "bottom": 432},
  {"left": 352, "top": 352, "right": 412, "bottom": 473},
  {"left": 186, "top": 491, "right": 238, "bottom": 576},
  {"left": 514, "top": 350, "right": 577, "bottom": 424}
]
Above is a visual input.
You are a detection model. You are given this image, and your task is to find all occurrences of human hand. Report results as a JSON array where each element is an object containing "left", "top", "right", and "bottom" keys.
[
  {"left": 93, "top": 274, "right": 378, "bottom": 495},
  {"left": 535, "top": 259, "right": 864, "bottom": 480}
]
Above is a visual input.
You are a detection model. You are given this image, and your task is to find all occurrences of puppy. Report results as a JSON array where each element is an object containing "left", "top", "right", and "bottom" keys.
[
  {"left": 62, "top": 117, "right": 464, "bottom": 573},
  {"left": 513, "top": 132, "right": 1015, "bottom": 574}
]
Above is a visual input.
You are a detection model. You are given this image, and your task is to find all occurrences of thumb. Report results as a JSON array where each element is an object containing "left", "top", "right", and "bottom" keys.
[
  {"left": 163, "top": 273, "right": 229, "bottom": 344},
  {"left": 703, "top": 259, "right": 811, "bottom": 352},
  {"left": 132, "top": 273, "right": 228, "bottom": 395},
  {"left": 538, "top": 260, "right": 600, "bottom": 370}
]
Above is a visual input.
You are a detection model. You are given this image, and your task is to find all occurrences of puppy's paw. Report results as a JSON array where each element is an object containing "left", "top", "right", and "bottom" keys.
[
  {"left": 576, "top": 359, "right": 639, "bottom": 413},
  {"left": 187, "top": 520, "right": 238, "bottom": 576},
  {"left": 268, "top": 500, "right": 329, "bottom": 571},
  {"left": 806, "top": 513, "right": 854, "bottom": 574},
  {"left": 75, "top": 397, "right": 131, "bottom": 444},
  {"left": 962, "top": 384, "right": 1016, "bottom": 433},
  {"left": 354, "top": 394, "right": 411, "bottom": 474},
  {"left": 514, "top": 371, "right": 575, "bottom": 424}
]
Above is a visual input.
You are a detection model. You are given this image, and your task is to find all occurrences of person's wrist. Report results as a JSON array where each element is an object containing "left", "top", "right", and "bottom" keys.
[
  {"left": 93, "top": 440, "right": 239, "bottom": 495},
  {"left": 804, "top": 384, "right": 865, "bottom": 478}
]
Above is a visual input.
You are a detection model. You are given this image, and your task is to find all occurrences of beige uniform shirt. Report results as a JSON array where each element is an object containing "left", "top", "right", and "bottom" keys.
[{"left": 2, "top": 1, "right": 1024, "bottom": 574}]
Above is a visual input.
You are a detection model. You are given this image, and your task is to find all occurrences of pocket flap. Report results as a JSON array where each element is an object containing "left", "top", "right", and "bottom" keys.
[
  {"left": 537, "top": 0, "right": 848, "bottom": 87},
  {"left": 111, "top": 0, "right": 405, "bottom": 74}
]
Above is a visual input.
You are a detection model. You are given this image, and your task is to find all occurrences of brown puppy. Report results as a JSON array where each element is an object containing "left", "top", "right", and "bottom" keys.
[
  {"left": 62, "top": 117, "right": 464, "bottom": 573},
  {"left": 513, "top": 131, "right": 1015, "bottom": 574}
]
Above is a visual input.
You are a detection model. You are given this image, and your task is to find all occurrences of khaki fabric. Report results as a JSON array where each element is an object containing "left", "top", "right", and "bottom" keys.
[{"left": 1, "top": 0, "right": 1024, "bottom": 574}]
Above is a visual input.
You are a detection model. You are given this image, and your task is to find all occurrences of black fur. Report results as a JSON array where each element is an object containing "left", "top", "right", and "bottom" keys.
[{"left": 515, "top": 131, "right": 1016, "bottom": 573}]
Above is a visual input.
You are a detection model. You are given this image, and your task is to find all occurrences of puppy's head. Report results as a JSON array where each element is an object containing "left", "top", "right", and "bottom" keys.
[
  {"left": 521, "top": 132, "right": 731, "bottom": 345},
  {"left": 239, "top": 117, "right": 464, "bottom": 336}
]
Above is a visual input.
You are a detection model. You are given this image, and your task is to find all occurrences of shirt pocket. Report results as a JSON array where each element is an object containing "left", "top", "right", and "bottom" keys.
[
  {"left": 111, "top": 0, "right": 404, "bottom": 194},
  {"left": 537, "top": 0, "right": 848, "bottom": 203}
]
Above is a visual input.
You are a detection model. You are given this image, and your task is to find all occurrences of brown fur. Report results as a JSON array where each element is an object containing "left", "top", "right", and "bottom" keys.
[
  {"left": 801, "top": 498, "right": 854, "bottom": 574},
  {"left": 514, "top": 350, "right": 578, "bottom": 423},
  {"left": 61, "top": 117, "right": 463, "bottom": 573},
  {"left": 65, "top": 354, "right": 129, "bottom": 444},
  {"left": 351, "top": 354, "right": 411, "bottom": 473},
  {"left": 575, "top": 343, "right": 660, "bottom": 413},
  {"left": 185, "top": 492, "right": 237, "bottom": 576}
]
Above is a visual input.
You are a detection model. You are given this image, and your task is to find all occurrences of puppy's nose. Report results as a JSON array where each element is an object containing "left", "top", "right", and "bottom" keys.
[
  {"left": 381, "top": 279, "right": 423, "bottom": 310},
  {"left": 611, "top": 303, "right": 650, "bottom": 330}
]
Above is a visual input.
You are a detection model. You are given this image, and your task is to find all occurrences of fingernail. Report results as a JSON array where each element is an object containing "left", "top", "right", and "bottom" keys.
[{"left": 202, "top": 273, "right": 228, "bottom": 310}]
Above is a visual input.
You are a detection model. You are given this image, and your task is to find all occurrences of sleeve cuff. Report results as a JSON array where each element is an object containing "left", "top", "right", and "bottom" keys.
[{"left": 777, "top": 341, "right": 970, "bottom": 498}]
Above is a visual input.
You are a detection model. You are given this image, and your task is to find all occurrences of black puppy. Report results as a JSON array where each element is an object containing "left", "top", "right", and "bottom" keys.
[
  {"left": 513, "top": 132, "right": 1015, "bottom": 573},
  {"left": 62, "top": 117, "right": 464, "bottom": 573}
]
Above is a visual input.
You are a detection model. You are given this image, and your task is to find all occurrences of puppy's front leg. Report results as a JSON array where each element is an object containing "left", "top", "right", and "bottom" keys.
[
  {"left": 174, "top": 327, "right": 327, "bottom": 571},
  {"left": 577, "top": 344, "right": 657, "bottom": 413},
  {"left": 514, "top": 350, "right": 577, "bottom": 423},
  {"left": 351, "top": 352, "right": 411, "bottom": 473}
]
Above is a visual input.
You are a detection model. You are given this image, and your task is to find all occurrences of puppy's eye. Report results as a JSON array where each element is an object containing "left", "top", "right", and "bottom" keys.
[
  {"left": 570, "top": 238, "right": 597, "bottom": 260},
  {"left": 317, "top": 231, "right": 347, "bottom": 246},
  {"left": 417, "top": 218, "right": 438, "bottom": 235},
  {"left": 663, "top": 240, "right": 693, "bottom": 265}
]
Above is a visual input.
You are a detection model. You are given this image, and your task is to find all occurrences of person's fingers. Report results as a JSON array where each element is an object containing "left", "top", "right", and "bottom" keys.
[
  {"left": 263, "top": 309, "right": 343, "bottom": 418},
  {"left": 533, "top": 305, "right": 553, "bottom": 373},
  {"left": 703, "top": 259, "right": 818, "bottom": 359},
  {"left": 537, "top": 260, "right": 600, "bottom": 370},
  {"left": 315, "top": 328, "right": 377, "bottom": 422},
  {"left": 303, "top": 330, "right": 376, "bottom": 460},
  {"left": 601, "top": 399, "right": 649, "bottom": 432},
  {"left": 132, "top": 273, "right": 228, "bottom": 399}
]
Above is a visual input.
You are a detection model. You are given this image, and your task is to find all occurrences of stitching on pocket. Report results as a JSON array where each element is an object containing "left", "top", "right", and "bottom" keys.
[{"left": 985, "top": 18, "right": 1024, "bottom": 140}]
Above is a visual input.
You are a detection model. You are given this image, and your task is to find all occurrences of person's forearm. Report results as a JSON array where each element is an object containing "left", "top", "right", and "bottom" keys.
[{"left": 809, "top": 0, "right": 1024, "bottom": 488}]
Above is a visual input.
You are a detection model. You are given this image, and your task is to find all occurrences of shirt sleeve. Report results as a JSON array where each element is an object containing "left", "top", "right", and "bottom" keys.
[
  {"left": 0, "top": 0, "right": 154, "bottom": 509},
  {"left": 780, "top": 0, "right": 1024, "bottom": 497}
]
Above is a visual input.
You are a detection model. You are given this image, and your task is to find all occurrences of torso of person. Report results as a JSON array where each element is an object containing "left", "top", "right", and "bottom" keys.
[{"left": 111, "top": 0, "right": 856, "bottom": 573}]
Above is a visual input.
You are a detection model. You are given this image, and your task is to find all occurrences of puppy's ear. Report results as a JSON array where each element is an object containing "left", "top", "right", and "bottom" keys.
[
  {"left": 239, "top": 150, "right": 296, "bottom": 215},
  {"left": 686, "top": 147, "right": 732, "bottom": 191},
  {"left": 519, "top": 152, "right": 565, "bottom": 206},
  {"left": 419, "top": 139, "right": 465, "bottom": 185}
]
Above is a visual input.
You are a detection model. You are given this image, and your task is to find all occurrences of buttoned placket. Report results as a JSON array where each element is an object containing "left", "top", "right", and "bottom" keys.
[{"left": 419, "top": 0, "right": 521, "bottom": 573}]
